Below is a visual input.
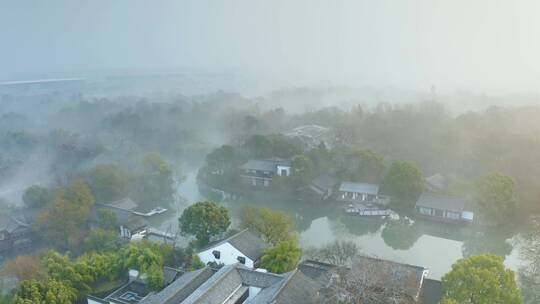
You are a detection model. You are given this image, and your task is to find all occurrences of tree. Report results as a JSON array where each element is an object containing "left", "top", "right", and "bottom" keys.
[
  {"left": 519, "top": 217, "right": 540, "bottom": 304},
  {"left": 441, "top": 254, "right": 522, "bottom": 304},
  {"left": 239, "top": 206, "right": 292, "bottom": 245},
  {"left": 22, "top": 185, "right": 50, "bottom": 208},
  {"left": 290, "top": 155, "right": 314, "bottom": 189},
  {"left": 260, "top": 238, "right": 302, "bottom": 274},
  {"left": 305, "top": 240, "right": 359, "bottom": 266},
  {"left": 87, "top": 164, "right": 128, "bottom": 203},
  {"left": 82, "top": 228, "right": 119, "bottom": 253},
  {"left": 380, "top": 161, "right": 424, "bottom": 208},
  {"left": 381, "top": 219, "right": 421, "bottom": 250},
  {"left": 2, "top": 255, "right": 44, "bottom": 281},
  {"left": 41, "top": 251, "right": 94, "bottom": 299},
  {"left": 476, "top": 171, "right": 516, "bottom": 224},
  {"left": 131, "top": 153, "right": 176, "bottom": 208},
  {"left": 97, "top": 208, "right": 118, "bottom": 230},
  {"left": 12, "top": 279, "right": 76, "bottom": 304},
  {"left": 117, "top": 241, "right": 165, "bottom": 290},
  {"left": 35, "top": 180, "right": 95, "bottom": 249},
  {"left": 179, "top": 201, "right": 230, "bottom": 246}
]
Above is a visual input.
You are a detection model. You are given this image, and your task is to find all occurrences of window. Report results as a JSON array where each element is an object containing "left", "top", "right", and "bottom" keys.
[
  {"left": 418, "top": 207, "right": 432, "bottom": 215},
  {"left": 281, "top": 169, "right": 287, "bottom": 176},
  {"left": 237, "top": 256, "right": 246, "bottom": 264},
  {"left": 212, "top": 250, "right": 221, "bottom": 259},
  {"left": 446, "top": 211, "right": 460, "bottom": 220},
  {"left": 434, "top": 209, "right": 444, "bottom": 217}
]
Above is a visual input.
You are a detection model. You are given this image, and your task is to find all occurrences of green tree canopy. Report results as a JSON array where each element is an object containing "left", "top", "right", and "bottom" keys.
[
  {"left": 131, "top": 153, "right": 176, "bottom": 208},
  {"left": 22, "top": 185, "right": 50, "bottom": 208},
  {"left": 97, "top": 208, "right": 118, "bottom": 230},
  {"left": 380, "top": 161, "right": 424, "bottom": 207},
  {"left": 82, "top": 228, "right": 119, "bottom": 253},
  {"left": 240, "top": 206, "right": 293, "bottom": 245},
  {"left": 87, "top": 164, "right": 129, "bottom": 203},
  {"left": 260, "top": 238, "right": 302, "bottom": 274},
  {"left": 179, "top": 201, "right": 230, "bottom": 246},
  {"left": 12, "top": 279, "right": 76, "bottom": 304},
  {"left": 476, "top": 171, "right": 516, "bottom": 224},
  {"left": 35, "top": 180, "right": 95, "bottom": 249},
  {"left": 290, "top": 155, "right": 315, "bottom": 189},
  {"left": 441, "top": 254, "right": 522, "bottom": 304}
]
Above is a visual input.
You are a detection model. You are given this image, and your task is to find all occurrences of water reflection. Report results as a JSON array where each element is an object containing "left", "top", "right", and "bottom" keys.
[
  {"left": 381, "top": 220, "right": 422, "bottom": 250},
  {"left": 154, "top": 169, "right": 524, "bottom": 280}
]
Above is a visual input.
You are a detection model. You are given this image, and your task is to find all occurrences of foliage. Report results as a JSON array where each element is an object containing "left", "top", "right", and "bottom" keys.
[
  {"left": 41, "top": 251, "right": 94, "bottom": 299},
  {"left": 35, "top": 180, "right": 95, "bottom": 249},
  {"left": 476, "top": 171, "right": 517, "bottom": 224},
  {"left": 187, "top": 254, "right": 205, "bottom": 271},
  {"left": 117, "top": 241, "right": 167, "bottom": 290},
  {"left": 239, "top": 206, "right": 293, "bottom": 245},
  {"left": 12, "top": 279, "right": 76, "bottom": 304},
  {"left": 334, "top": 148, "right": 386, "bottom": 183},
  {"left": 97, "top": 208, "right": 118, "bottom": 230},
  {"left": 289, "top": 155, "right": 315, "bottom": 189},
  {"left": 380, "top": 161, "right": 424, "bottom": 207},
  {"left": 381, "top": 219, "right": 421, "bottom": 250},
  {"left": 131, "top": 153, "right": 176, "bottom": 208},
  {"left": 519, "top": 217, "right": 540, "bottom": 304},
  {"left": 243, "top": 134, "right": 303, "bottom": 159},
  {"left": 441, "top": 254, "right": 522, "bottom": 304},
  {"left": 2, "top": 255, "right": 44, "bottom": 281},
  {"left": 22, "top": 185, "right": 50, "bottom": 208},
  {"left": 179, "top": 201, "right": 230, "bottom": 246},
  {"left": 260, "top": 238, "right": 302, "bottom": 274},
  {"left": 87, "top": 164, "right": 129, "bottom": 203},
  {"left": 305, "top": 240, "right": 359, "bottom": 266},
  {"left": 82, "top": 228, "right": 120, "bottom": 253}
]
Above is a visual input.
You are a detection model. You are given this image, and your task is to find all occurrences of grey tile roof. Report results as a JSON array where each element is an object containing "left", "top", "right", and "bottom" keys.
[
  {"left": 351, "top": 256, "right": 427, "bottom": 300},
  {"left": 420, "top": 279, "right": 443, "bottom": 304},
  {"left": 181, "top": 264, "right": 243, "bottom": 304},
  {"left": 267, "top": 270, "right": 324, "bottom": 304},
  {"left": 339, "top": 182, "right": 379, "bottom": 195},
  {"left": 105, "top": 197, "right": 138, "bottom": 211},
  {"left": 239, "top": 159, "right": 291, "bottom": 173},
  {"left": 199, "top": 229, "right": 269, "bottom": 261},
  {"left": 139, "top": 267, "right": 216, "bottom": 304},
  {"left": 310, "top": 175, "right": 338, "bottom": 192},
  {"left": 0, "top": 214, "right": 29, "bottom": 233},
  {"left": 415, "top": 193, "right": 471, "bottom": 212}
]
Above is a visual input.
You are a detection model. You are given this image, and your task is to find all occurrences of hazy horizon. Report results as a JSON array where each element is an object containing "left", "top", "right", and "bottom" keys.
[{"left": 2, "top": 0, "right": 540, "bottom": 94}]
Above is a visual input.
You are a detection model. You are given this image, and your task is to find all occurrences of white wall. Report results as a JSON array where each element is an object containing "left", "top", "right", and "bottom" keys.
[
  {"left": 276, "top": 165, "right": 291, "bottom": 176},
  {"left": 198, "top": 242, "right": 255, "bottom": 268}
]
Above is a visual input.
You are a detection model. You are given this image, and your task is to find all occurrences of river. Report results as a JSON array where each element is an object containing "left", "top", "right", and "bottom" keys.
[{"left": 149, "top": 168, "right": 526, "bottom": 280}]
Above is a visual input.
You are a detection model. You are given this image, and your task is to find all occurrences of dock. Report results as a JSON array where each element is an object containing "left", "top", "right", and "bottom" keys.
[{"left": 344, "top": 203, "right": 393, "bottom": 217}]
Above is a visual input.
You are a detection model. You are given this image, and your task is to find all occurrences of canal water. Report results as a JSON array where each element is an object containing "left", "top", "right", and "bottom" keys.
[{"left": 149, "top": 168, "right": 526, "bottom": 280}]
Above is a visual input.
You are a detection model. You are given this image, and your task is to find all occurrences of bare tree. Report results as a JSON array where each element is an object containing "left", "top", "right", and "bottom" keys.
[
  {"left": 321, "top": 256, "right": 422, "bottom": 304},
  {"left": 305, "top": 240, "right": 359, "bottom": 266}
]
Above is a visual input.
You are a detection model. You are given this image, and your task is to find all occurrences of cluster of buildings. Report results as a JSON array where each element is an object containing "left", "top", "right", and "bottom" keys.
[
  {"left": 88, "top": 229, "right": 442, "bottom": 304},
  {"left": 239, "top": 156, "right": 477, "bottom": 225}
]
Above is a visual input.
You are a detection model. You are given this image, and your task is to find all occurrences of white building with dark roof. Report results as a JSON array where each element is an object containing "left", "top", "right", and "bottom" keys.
[
  {"left": 337, "top": 181, "right": 380, "bottom": 202},
  {"left": 415, "top": 193, "right": 475, "bottom": 223},
  {"left": 239, "top": 158, "right": 291, "bottom": 187},
  {"left": 197, "top": 229, "right": 269, "bottom": 269}
]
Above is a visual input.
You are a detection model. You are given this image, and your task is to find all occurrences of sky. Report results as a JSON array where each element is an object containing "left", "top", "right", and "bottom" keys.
[{"left": 1, "top": 0, "right": 540, "bottom": 93}]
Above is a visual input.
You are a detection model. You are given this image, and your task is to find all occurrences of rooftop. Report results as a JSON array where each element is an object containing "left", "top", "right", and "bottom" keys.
[
  {"left": 339, "top": 182, "right": 379, "bottom": 195},
  {"left": 199, "top": 229, "right": 269, "bottom": 261},
  {"left": 415, "top": 193, "right": 472, "bottom": 212},
  {"left": 239, "top": 158, "right": 291, "bottom": 173}
]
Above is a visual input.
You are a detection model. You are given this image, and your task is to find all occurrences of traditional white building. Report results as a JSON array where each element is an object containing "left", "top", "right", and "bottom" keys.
[
  {"left": 337, "top": 182, "right": 380, "bottom": 202},
  {"left": 197, "top": 229, "right": 269, "bottom": 269},
  {"left": 239, "top": 158, "right": 291, "bottom": 187}
]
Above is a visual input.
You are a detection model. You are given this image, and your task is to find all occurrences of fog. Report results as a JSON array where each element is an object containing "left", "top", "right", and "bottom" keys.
[
  {"left": 2, "top": 2, "right": 540, "bottom": 303},
  {"left": 2, "top": 0, "right": 540, "bottom": 93}
]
